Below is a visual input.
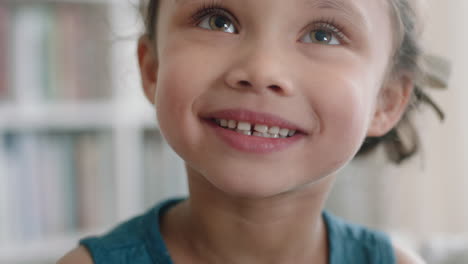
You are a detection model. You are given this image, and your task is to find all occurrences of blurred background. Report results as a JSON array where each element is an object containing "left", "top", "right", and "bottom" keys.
[{"left": 0, "top": 0, "right": 466, "bottom": 263}]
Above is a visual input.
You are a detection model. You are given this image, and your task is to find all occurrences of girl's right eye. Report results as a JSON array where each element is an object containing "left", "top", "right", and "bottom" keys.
[{"left": 197, "top": 13, "right": 237, "bottom": 34}]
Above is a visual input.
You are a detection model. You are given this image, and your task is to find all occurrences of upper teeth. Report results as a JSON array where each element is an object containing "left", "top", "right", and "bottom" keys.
[{"left": 215, "top": 119, "right": 296, "bottom": 138}]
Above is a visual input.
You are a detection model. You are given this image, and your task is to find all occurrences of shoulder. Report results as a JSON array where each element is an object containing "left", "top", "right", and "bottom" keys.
[
  {"left": 323, "top": 211, "right": 426, "bottom": 264},
  {"left": 57, "top": 246, "right": 94, "bottom": 264},
  {"left": 393, "top": 241, "right": 426, "bottom": 264},
  {"left": 323, "top": 212, "right": 395, "bottom": 263},
  {"left": 55, "top": 208, "right": 150, "bottom": 264}
]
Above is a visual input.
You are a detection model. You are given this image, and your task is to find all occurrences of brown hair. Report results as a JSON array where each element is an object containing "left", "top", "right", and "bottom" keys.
[
  {"left": 356, "top": 0, "right": 446, "bottom": 163},
  {"left": 139, "top": 0, "right": 446, "bottom": 164},
  {"left": 141, "top": 0, "right": 159, "bottom": 40}
]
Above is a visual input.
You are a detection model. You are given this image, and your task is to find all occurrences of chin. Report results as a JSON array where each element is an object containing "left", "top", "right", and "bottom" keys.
[
  {"left": 195, "top": 165, "right": 319, "bottom": 200},
  {"left": 215, "top": 181, "right": 287, "bottom": 200}
]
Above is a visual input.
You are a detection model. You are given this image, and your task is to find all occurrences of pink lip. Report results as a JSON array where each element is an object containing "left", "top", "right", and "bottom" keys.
[{"left": 201, "top": 109, "right": 306, "bottom": 154}]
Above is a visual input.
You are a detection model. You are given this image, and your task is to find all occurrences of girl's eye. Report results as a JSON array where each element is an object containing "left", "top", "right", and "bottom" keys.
[
  {"left": 198, "top": 15, "right": 237, "bottom": 34},
  {"left": 301, "top": 23, "right": 344, "bottom": 45},
  {"left": 306, "top": 30, "right": 339, "bottom": 45}
]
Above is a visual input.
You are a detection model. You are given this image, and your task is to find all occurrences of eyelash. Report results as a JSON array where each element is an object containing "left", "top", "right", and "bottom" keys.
[
  {"left": 309, "top": 18, "right": 347, "bottom": 43},
  {"left": 189, "top": 1, "right": 235, "bottom": 26},
  {"left": 189, "top": 2, "right": 348, "bottom": 43}
]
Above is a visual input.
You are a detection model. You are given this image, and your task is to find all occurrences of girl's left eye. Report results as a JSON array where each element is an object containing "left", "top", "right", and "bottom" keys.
[
  {"left": 198, "top": 14, "right": 237, "bottom": 34},
  {"left": 301, "top": 24, "right": 344, "bottom": 45}
]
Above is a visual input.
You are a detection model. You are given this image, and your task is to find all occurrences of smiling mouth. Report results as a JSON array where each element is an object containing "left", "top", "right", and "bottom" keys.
[{"left": 210, "top": 118, "right": 298, "bottom": 138}]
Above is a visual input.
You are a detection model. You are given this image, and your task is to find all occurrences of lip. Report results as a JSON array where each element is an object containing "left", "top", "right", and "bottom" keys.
[{"left": 200, "top": 109, "right": 307, "bottom": 154}]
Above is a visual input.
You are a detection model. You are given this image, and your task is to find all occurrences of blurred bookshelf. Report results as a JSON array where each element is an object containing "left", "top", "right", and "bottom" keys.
[{"left": 0, "top": 0, "right": 187, "bottom": 263}]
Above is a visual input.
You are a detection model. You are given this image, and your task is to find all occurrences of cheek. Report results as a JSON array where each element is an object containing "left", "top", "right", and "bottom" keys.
[
  {"left": 154, "top": 53, "right": 198, "bottom": 154},
  {"left": 155, "top": 66, "right": 190, "bottom": 141},
  {"left": 328, "top": 88, "right": 369, "bottom": 147},
  {"left": 308, "top": 74, "right": 376, "bottom": 166},
  {"left": 155, "top": 40, "right": 222, "bottom": 109},
  {"left": 154, "top": 43, "right": 220, "bottom": 158},
  {"left": 296, "top": 49, "right": 382, "bottom": 149}
]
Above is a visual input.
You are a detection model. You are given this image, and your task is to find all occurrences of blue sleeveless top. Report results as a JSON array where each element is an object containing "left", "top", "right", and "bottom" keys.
[{"left": 79, "top": 198, "right": 396, "bottom": 264}]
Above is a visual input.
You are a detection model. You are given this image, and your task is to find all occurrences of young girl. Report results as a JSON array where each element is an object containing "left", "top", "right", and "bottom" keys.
[{"left": 59, "top": 0, "right": 434, "bottom": 263}]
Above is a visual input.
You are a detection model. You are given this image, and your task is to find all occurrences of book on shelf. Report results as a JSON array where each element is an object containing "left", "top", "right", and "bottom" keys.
[
  {"left": 40, "top": 133, "right": 72, "bottom": 236},
  {"left": 11, "top": 4, "right": 49, "bottom": 104},
  {"left": 0, "top": 131, "right": 116, "bottom": 244},
  {"left": 0, "top": 133, "right": 43, "bottom": 243},
  {"left": 76, "top": 131, "right": 115, "bottom": 229},
  {"left": 4, "top": 2, "right": 111, "bottom": 103},
  {"left": 0, "top": 3, "right": 9, "bottom": 101}
]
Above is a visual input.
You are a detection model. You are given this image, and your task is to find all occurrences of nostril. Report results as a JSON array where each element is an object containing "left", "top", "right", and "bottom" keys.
[
  {"left": 268, "top": 85, "right": 282, "bottom": 92},
  {"left": 239, "top": 80, "right": 251, "bottom": 87}
]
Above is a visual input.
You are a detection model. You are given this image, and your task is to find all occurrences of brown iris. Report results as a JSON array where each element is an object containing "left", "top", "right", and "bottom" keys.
[
  {"left": 209, "top": 15, "right": 234, "bottom": 32},
  {"left": 310, "top": 30, "right": 333, "bottom": 44}
]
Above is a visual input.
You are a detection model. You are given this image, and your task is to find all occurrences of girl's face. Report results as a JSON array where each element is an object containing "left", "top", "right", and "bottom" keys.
[{"left": 141, "top": 0, "right": 407, "bottom": 198}]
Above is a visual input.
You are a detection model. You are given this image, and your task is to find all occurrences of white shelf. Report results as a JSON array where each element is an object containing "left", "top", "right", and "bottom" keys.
[
  {"left": 0, "top": 101, "right": 115, "bottom": 130},
  {"left": 0, "top": 101, "right": 158, "bottom": 130}
]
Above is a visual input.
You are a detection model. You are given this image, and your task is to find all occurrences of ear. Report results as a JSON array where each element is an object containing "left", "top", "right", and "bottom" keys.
[
  {"left": 137, "top": 35, "right": 158, "bottom": 105},
  {"left": 367, "top": 73, "right": 414, "bottom": 137}
]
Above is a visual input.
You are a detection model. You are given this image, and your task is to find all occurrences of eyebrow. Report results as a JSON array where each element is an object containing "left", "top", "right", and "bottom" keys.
[
  {"left": 175, "top": 0, "right": 192, "bottom": 5},
  {"left": 305, "top": 0, "right": 369, "bottom": 29}
]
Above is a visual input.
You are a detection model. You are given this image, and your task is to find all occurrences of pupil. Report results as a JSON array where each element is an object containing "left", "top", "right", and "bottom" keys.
[
  {"left": 315, "top": 30, "right": 329, "bottom": 42},
  {"left": 214, "top": 16, "right": 228, "bottom": 29}
]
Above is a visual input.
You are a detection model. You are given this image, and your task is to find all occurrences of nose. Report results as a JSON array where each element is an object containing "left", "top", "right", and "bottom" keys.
[{"left": 224, "top": 43, "right": 294, "bottom": 96}]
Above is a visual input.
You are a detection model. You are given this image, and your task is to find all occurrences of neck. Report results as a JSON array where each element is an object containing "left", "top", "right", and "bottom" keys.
[{"left": 161, "top": 169, "right": 335, "bottom": 264}]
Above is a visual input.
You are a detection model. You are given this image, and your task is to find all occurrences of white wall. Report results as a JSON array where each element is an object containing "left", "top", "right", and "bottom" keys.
[{"left": 419, "top": 0, "right": 468, "bottom": 235}]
